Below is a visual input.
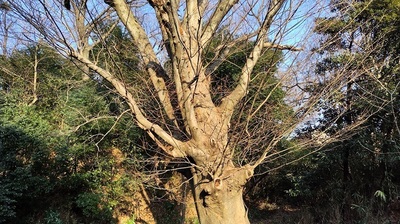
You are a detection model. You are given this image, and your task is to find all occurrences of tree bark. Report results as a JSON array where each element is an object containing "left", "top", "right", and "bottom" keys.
[
  {"left": 190, "top": 164, "right": 253, "bottom": 224},
  {"left": 342, "top": 81, "right": 353, "bottom": 222}
]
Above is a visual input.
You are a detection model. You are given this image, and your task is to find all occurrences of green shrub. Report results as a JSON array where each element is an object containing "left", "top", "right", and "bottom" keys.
[{"left": 76, "top": 192, "right": 115, "bottom": 223}]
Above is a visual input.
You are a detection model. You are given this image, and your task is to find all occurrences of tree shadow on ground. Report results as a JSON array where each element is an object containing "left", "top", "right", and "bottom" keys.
[
  {"left": 247, "top": 200, "right": 310, "bottom": 224},
  {"left": 139, "top": 170, "right": 197, "bottom": 224}
]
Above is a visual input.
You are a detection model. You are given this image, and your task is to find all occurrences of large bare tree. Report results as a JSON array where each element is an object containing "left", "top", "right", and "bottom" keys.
[{"left": 4, "top": 0, "right": 375, "bottom": 223}]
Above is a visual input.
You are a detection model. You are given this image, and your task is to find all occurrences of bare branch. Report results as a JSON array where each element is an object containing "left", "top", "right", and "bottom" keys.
[
  {"left": 101, "top": 0, "right": 178, "bottom": 122},
  {"left": 201, "top": 0, "right": 239, "bottom": 46},
  {"left": 70, "top": 50, "right": 187, "bottom": 158},
  {"left": 264, "top": 42, "right": 302, "bottom": 51},
  {"left": 219, "top": 0, "right": 285, "bottom": 120}
]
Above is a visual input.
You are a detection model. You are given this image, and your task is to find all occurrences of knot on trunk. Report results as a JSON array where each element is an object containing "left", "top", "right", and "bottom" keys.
[
  {"left": 199, "top": 189, "right": 211, "bottom": 207},
  {"left": 214, "top": 178, "right": 222, "bottom": 189},
  {"left": 199, "top": 177, "right": 225, "bottom": 207}
]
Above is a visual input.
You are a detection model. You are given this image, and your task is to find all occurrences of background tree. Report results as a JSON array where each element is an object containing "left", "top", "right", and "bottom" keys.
[
  {"left": 0, "top": 1, "right": 13, "bottom": 55},
  {"left": 284, "top": 0, "right": 400, "bottom": 222}
]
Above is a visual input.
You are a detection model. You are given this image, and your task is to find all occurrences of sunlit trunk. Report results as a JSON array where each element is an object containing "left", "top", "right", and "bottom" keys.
[{"left": 190, "top": 162, "right": 252, "bottom": 224}]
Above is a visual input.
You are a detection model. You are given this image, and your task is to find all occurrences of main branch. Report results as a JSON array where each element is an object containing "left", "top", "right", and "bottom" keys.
[
  {"left": 71, "top": 51, "right": 188, "bottom": 158},
  {"left": 109, "top": 0, "right": 177, "bottom": 123}
]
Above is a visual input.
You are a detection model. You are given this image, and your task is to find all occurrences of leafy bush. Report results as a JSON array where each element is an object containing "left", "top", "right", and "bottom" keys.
[{"left": 76, "top": 192, "right": 115, "bottom": 223}]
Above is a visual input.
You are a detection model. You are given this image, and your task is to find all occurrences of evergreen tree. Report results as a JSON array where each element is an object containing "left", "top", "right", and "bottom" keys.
[{"left": 291, "top": 0, "right": 400, "bottom": 222}]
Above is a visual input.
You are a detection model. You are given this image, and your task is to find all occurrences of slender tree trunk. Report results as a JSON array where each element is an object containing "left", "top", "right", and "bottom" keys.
[
  {"left": 341, "top": 143, "right": 350, "bottom": 222},
  {"left": 342, "top": 81, "right": 353, "bottom": 223},
  {"left": 29, "top": 46, "right": 39, "bottom": 106}
]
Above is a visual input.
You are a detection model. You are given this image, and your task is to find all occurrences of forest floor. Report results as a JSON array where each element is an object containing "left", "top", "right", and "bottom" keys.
[{"left": 248, "top": 202, "right": 309, "bottom": 224}]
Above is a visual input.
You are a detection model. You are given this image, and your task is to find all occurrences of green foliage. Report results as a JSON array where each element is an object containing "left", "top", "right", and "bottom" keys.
[
  {"left": 0, "top": 181, "right": 17, "bottom": 223},
  {"left": 0, "top": 43, "right": 143, "bottom": 223},
  {"left": 374, "top": 190, "right": 387, "bottom": 202},
  {"left": 203, "top": 31, "right": 294, "bottom": 168},
  {"left": 44, "top": 210, "right": 64, "bottom": 224},
  {"left": 280, "top": 0, "right": 400, "bottom": 222},
  {"left": 314, "top": 17, "right": 347, "bottom": 34},
  {"left": 244, "top": 1, "right": 400, "bottom": 223},
  {"left": 185, "top": 217, "right": 200, "bottom": 224},
  {"left": 91, "top": 24, "right": 143, "bottom": 86},
  {"left": 125, "top": 215, "right": 136, "bottom": 224},
  {"left": 204, "top": 34, "right": 284, "bottom": 105},
  {"left": 0, "top": 102, "right": 64, "bottom": 221},
  {"left": 76, "top": 192, "right": 115, "bottom": 222}
]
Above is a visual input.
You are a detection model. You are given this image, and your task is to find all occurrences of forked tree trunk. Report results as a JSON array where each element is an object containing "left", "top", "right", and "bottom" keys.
[
  {"left": 190, "top": 164, "right": 253, "bottom": 224},
  {"left": 7, "top": 0, "right": 322, "bottom": 223},
  {"left": 68, "top": 1, "right": 281, "bottom": 221}
]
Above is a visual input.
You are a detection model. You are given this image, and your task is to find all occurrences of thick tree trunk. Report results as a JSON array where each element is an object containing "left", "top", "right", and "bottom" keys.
[
  {"left": 195, "top": 188, "right": 249, "bottom": 224},
  {"left": 190, "top": 166, "right": 252, "bottom": 224}
]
